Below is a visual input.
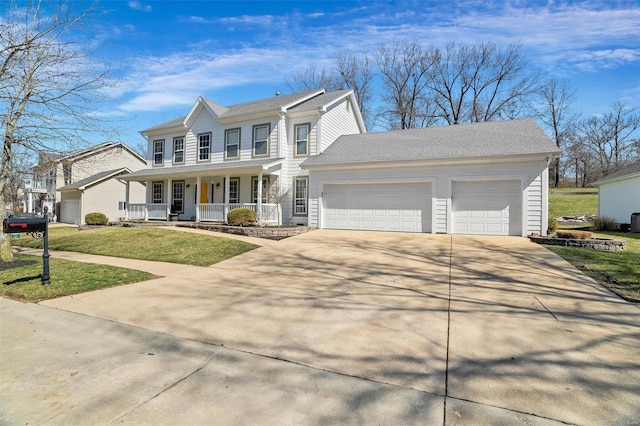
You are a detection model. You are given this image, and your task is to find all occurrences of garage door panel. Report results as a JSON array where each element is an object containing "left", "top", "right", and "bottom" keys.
[
  {"left": 323, "top": 183, "right": 431, "bottom": 233},
  {"left": 452, "top": 180, "right": 522, "bottom": 236}
]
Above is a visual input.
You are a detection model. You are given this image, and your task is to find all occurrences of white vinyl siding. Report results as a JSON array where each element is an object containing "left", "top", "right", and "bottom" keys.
[
  {"left": 598, "top": 176, "right": 640, "bottom": 224},
  {"left": 308, "top": 160, "right": 549, "bottom": 236},
  {"left": 319, "top": 98, "right": 362, "bottom": 153}
]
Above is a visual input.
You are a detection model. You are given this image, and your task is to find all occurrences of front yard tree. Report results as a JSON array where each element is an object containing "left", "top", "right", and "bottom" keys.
[{"left": 0, "top": 0, "right": 110, "bottom": 261}]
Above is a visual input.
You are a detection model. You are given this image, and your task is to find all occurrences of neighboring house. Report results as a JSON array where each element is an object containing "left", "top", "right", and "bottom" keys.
[
  {"left": 23, "top": 142, "right": 146, "bottom": 223},
  {"left": 302, "top": 119, "right": 560, "bottom": 236},
  {"left": 120, "top": 89, "right": 365, "bottom": 225},
  {"left": 58, "top": 168, "right": 146, "bottom": 225},
  {"left": 592, "top": 161, "right": 640, "bottom": 226}
]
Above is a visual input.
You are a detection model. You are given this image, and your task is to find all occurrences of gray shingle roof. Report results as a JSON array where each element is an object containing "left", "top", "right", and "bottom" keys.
[
  {"left": 303, "top": 119, "right": 559, "bottom": 167},
  {"left": 140, "top": 89, "right": 328, "bottom": 133},
  {"left": 593, "top": 161, "right": 640, "bottom": 185},
  {"left": 215, "top": 89, "right": 323, "bottom": 118},
  {"left": 120, "top": 158, "right": 283, "bottom": 181},
  {"left": 58, "top": 168, "right": 130, "bottom": 191},
  {"left": 288, "top": 90, "right": 351, "bottom": 112}
]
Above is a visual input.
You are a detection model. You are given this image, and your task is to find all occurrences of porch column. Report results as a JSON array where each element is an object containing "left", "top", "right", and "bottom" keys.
[
  {"left": 224, "top": 174, "right": 230, "bottom": 223},
  {"left": 166, "top": 178, "right": 172, "bottom": 221},
  {"left": 257, "top": 170, "right": 263, "bottom": 224},
  {"left": 196, "top": 176, "right": 202, "bottom": 222},
  {"left": 125, "top": 181, "right": 130, "bottom": 220},
  {"left": 144, "top": 180, "right": 150, "bottom": 221}
]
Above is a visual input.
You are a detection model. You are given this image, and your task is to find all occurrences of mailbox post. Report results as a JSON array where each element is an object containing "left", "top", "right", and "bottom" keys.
[{"left": 3, "top": 207, "right": 50, "bottom": 285}]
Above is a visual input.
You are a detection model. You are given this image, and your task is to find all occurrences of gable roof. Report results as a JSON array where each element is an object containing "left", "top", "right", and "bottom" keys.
[
  {"left": 302, "top": 119, "right": 560, "bottom": 168},
  {"left": 39, "top": 142, "right": 145, "bottom": 166},
  {"left": 592, "top": 161, "right": 640, "bottom": 186},
  {"left": 140, "top": 88, "right": 364, "bottom": 134},
  {"left": 58, "top": 168, "right": 131, "bottom": 191}
]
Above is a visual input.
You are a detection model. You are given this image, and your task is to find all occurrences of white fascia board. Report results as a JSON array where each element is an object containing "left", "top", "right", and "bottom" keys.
[
  {"left": 594, "top": 172, "right": 640, "bottom": 186},
  {"left": 215, "top": 110, "right": 280, "bottom": 125}
]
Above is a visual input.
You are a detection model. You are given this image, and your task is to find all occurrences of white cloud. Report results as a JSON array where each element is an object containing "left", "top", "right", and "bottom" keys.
[{"left": 127, "top": 1, "right": 152, "bottom": 12}]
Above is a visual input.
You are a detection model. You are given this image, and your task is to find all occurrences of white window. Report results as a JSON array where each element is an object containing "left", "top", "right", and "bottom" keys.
[
  {"left": 198, "top": 133, "right": 211, "bottom": 162},
  {"left": 225, "top": 178, "right": 239, "bottom": 203},
  {"left": 252, "top": 177, "right": 269, "bottom": 203},
  {"left": 152, "top": 182, "right": 163, "bottom": 203},
  {"left": 294, "top": 177, "right": 308, "bottom": 215},
  {"left": 172, "top": 181, "right": 184, "bottom": 213},
  {"left": 173, "top": 137, "right": 184, "bottom": 164},
  {"left": 225, "top": 128, "right": 240, "bottom": 159},
  {"left": 153, "top": 140, "right": 164, "bottom": 165},
  {"left": 295, "top": 124, "right": 310, "bottom": 156},
  {"left": 253, "top": 124, "right": 269, "bottom": 157}
]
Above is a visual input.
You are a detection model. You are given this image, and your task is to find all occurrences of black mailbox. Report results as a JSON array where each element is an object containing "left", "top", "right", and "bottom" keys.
[{"left": 3, "top": 216, "right": 47, "bottom": 234}]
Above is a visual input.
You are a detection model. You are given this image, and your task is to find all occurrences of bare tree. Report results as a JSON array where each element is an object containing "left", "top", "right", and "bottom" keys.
[
  {"left": 287, "top": 65, "right": 342, "bottom": 92},
  {"left": 267, "top": 182, "right": 290, "bottom": 226},
  {"left": 1, "top": 0, "right": 111, "bottom": 260},
  {"left": 376, "top": 39, "right": 439, "bottom": 129},
  {"left": 334, "top": 53, "right": 375, "bottom": 129},
  {"left": 534, "top": 78, "right": 579, "bottom": 187},
  {"left": 430, "top": 41, "right": 537, "bottom": 125},
  {"left": 568, "top": 102, "right": 640, "bottom": 186},
  {"left": 288, "top": 53, "right": 375, "bottom": 130}
]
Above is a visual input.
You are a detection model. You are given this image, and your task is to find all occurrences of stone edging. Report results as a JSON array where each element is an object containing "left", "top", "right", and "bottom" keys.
[
  {"left": 176, "top": 223, "right": 316, "bottom": 240},
  {"left": 529, "top": 236, "right": 626, "bottom": 252}
]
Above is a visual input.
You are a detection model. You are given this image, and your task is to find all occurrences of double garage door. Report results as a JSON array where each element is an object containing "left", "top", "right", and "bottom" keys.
[
  {"left": 322, "top": 180, "right": 522, "bottom": 236},
  {"left": 323, "top": 183, "right": 431, "bottom": 233},
  {"left": 452, "top": 180, "right": 522, "bottom": 236}
]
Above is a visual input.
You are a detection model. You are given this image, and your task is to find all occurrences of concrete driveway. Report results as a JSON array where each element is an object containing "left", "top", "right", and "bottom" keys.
[{"left": 2, "top": 230, "right": 639, "bottom": 425}]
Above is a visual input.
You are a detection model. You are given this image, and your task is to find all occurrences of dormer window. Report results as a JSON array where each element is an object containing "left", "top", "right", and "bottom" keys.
[
  {"left": 153, "top": 140, "right": 164, "bottom": 166},
  {"left": 252, "top": 124, "right": 270, "bottom": 157}
]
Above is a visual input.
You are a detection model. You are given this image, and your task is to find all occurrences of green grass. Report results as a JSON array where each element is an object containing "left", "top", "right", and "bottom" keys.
[
  {"left": 1, "top": 253, "right": 156, "bottom": 302},
  {"left": 546, "top": 232, "right": 640, "bottom": 302},
  {"left": 11, "top": 227, "right": 259, "bottom": 266},
  {"left": 549, "top": 187, "right": 598, "bottom": 220}
]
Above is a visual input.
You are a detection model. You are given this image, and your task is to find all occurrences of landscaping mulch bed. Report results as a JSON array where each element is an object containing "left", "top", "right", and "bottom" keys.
[{"left": 1, "top": 259, "right": 38, "bottom": 271}]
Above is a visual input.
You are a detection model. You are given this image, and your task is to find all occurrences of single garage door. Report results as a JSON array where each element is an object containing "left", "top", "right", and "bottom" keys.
[
  {"left": 323, "top": 183, "right": 431, "bottom": 232},
  {"left": 452, "top": 180, "right": 522, "bottom": 236},
  {"left": 60, "top": 200, "right": 80, "bottom": 225}
]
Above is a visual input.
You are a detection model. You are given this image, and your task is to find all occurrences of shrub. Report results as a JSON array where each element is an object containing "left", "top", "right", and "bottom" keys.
[
  {"left": 227, "top": 208, "right": 256, "bottom": 226},
  {"left": 556, "top": 230, "right": 593, "bottom": 239},
  {"left": 547, "top": 217, "right": 558, "bottom": 234},
  {"left": 591, "top": 216, "right": 617, "bottom": 231},
  {"left": 85, "top": 212, "right": 108, "bottom": 225}
]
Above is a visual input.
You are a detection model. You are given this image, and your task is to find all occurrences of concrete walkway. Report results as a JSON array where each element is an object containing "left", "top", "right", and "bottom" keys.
[{"left": 2, "top": 230, "right": 639, "bottom": 425}]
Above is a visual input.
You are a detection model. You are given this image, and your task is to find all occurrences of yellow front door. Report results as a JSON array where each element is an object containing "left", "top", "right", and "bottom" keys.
[{"left": 200, "top": 182, "right": 208, "bottom": 203}]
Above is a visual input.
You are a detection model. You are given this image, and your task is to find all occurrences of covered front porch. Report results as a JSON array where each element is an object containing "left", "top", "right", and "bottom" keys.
[{"left": 120, "top": 159, "right": 284, "bottom": 225}]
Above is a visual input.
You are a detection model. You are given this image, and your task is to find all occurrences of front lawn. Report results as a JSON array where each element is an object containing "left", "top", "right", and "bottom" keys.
[
  {"left": 1, "top": 253, "right": 156, "bottom": 302},
  {"left": 546, "top": 232, "right": 640, "bottom": 303},
  {"left": 11, "top": 226, "right": 259, "bottom": 266}
]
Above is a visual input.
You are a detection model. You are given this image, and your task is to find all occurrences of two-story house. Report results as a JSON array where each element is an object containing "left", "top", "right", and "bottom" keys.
[
  {"left": 24, "top": 142, "right": 146, "bottom": 223},
  {"left": 121, "top": 89, "right": 366, "bottom": 225}
]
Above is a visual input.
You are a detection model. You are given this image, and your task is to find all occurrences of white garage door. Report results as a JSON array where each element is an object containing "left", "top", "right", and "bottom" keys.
[
  {"left": 452, "top": 180, "right": 522, "bottom": 236},
  {"left": 61, "top": 200, "right": 80, "bottom": 225},
  {"left": 323, "top": 183, "right": 432, "bottom": 232}
]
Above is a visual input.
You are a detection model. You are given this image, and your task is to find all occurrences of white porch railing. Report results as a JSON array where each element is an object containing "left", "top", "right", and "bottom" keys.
[
  {"left": 198, "top": 203, "right": 278, "bottom": 224},
  {"left": 127, "top": 203, "right": 278, "bottom": 224}
]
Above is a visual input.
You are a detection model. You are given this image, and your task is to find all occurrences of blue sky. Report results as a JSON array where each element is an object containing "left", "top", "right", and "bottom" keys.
[{"left": 44, "top": 1, "right": 640, "bottom": 146}]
